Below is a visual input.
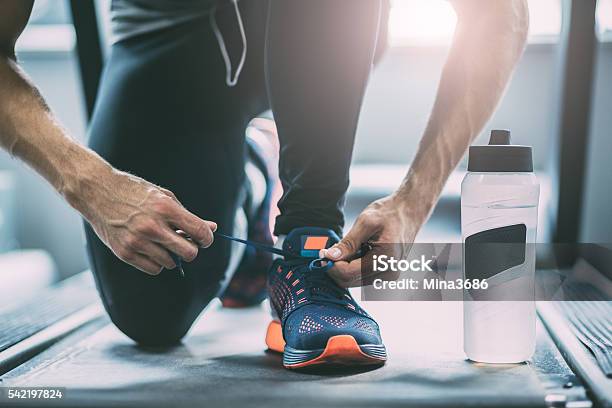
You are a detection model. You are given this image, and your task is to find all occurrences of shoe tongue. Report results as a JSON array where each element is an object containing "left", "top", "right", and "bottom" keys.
[{"left": 283, "top": 227, "right": 340, "bottom": 259}]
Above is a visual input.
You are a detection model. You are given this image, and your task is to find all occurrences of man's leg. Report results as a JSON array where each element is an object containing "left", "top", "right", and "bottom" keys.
[
  {"left": 85, "top": 0, "right": 269, "bottom": 346},
  {"left": 262, "top": 0, "right": 391, "bottom": 370},
  {"left": 266, "top": 0, "right": 382, "bottom": 236}
]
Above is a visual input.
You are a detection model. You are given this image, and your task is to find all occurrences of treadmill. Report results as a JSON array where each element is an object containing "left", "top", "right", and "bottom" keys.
[{"left": 0, "top": 0, "right": 610, "bottom": 407}]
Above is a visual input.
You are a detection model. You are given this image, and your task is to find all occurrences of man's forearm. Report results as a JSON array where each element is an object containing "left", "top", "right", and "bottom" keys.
[
  {"left": 0, "top": 55, "right": 110, "bottom": 208},
  {"left": 395, "top": 0, "right": 529, "bottom": 220},
  {"left": 0, "top": 1, "right": 216, "bottom": 274}
]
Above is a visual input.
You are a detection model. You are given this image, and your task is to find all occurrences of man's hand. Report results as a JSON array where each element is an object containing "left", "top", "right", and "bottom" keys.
[
  {"left": 66, "top": 164, "right": 216, "bottom": 275},
  {"left": 320, "top": 194, "right": 425, "bottom": 287}
]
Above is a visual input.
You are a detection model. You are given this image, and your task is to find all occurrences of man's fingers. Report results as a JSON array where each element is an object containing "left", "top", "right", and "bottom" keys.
[
  {"left": 164, "top": 201, "right": 217, "bottom": 247},
  {"left": 160, "top": 188, "right": 179, "bottom": 203},
  {"left": 329, "top": 258, "right": 391, "bottom": 288},
  {"left": 321, "top": 218, "right": 376, "bottom": 261},
  {"left": 156, "top": 228, "right": 200, "bottom": 262},
  {"left": 320, "top": 237, "right": 356, "bottom": 261},
  {"left": 137, "top": 241, "right": 176, "bottom": 270},
  {"left": 180, "top": 215, "right": 216, "bottom": 248},
  {"left": 130, "top": 254, "right": 164, "bottom": 276},
  {"left": 328, "top": 259, "right": 363, "bottom": 287}
]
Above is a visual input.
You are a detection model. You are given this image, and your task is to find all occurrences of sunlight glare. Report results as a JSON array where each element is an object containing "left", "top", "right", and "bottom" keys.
[{"left": 388, "top": 0, "right": 457, "bottom": 46}]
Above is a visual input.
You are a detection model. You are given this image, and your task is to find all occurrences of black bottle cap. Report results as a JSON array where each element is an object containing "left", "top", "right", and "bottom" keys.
[{"left": 467, "top": 129, "right": 533, "bottom": 172}]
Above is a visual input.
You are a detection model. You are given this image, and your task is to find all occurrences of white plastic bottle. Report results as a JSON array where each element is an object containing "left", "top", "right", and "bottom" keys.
[{"left": 461, "top": 129, "right": 540, "bottom": 363}]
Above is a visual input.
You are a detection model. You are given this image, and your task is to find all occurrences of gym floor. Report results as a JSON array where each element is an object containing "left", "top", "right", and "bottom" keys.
[{"left": 2, "top": 284, "right": 580, "bottom": 408}]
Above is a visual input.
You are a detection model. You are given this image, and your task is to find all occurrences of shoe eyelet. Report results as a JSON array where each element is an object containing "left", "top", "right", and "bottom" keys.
[{"left": 308, "top": 258, "right": 333, "bottom": 272}]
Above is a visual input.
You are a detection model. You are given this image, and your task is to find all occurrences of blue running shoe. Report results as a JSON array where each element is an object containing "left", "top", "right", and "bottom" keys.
[{"left": 265, "top": 227, "right": 387, "bottom": 369}]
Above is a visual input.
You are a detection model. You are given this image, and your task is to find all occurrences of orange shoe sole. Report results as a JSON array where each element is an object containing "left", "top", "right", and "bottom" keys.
[
  {"left": 265, "top": 320, "right": 387, "bottom": 369},
  {"left": 285, "top": 334, "right": 387, "bottom": 369}
]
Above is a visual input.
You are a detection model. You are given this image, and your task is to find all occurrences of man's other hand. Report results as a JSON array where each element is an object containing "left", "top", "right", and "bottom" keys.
[
  {"left": 68, "top": 165, "right": 216, "bottom": 275},
  {"left": 320, "top": 194, "right": 425, "bottom": 287}
]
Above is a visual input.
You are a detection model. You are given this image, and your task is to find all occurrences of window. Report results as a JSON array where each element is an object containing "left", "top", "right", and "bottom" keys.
[
  {"left": 597, "top": 0, "right": 612, "bottom": 40},
  {"left": 15, "top": 0, "right": 75, "bottom": 53},
  {"left": 388, "top": 0, "right": 457, "bottom": 46},
  {"left": 388, "top": 0, "right": 563, "bottom": 46},
  {"left": 527, "top": 0, "right": 561, "bottom": 39}
]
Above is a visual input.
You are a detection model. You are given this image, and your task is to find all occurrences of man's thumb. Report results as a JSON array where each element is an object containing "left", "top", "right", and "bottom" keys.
[{"left": 325, "top": 234, "right": 361, "bottom": 261}]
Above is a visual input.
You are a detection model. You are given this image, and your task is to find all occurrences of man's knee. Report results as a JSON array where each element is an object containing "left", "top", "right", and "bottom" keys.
[{"left": 108, "top": 307, "right": 194, "bottom": 346}]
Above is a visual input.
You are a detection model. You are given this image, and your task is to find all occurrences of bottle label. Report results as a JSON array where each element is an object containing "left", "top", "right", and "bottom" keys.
[{"left": 464, "top": 224, "right": 527, "bottom": 280}]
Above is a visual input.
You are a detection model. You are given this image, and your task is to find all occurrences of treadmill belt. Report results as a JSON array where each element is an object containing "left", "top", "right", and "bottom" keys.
[
  {"left": 0, "top": 273, "right": 98, "bottom": 353},
  {"left": 557, "top": 283, "right": 612, "bottom": 377},
  {"left": 2, "top": 302, "right": 561, "bottom": 408}
]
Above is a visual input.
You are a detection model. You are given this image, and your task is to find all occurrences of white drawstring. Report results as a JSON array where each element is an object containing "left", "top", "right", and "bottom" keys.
[{"left": 210, "top": 0, "right": 247, "bottom": 87}]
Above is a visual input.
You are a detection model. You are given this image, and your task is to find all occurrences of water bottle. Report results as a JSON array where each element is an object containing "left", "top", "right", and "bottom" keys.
[{"left": 461, "top": 129, "right": 540, "bottom": 363}]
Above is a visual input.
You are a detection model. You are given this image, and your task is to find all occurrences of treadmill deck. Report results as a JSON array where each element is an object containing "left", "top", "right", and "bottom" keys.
[{"left": 0, "top": 299, "right": 587, "bottom": 408}]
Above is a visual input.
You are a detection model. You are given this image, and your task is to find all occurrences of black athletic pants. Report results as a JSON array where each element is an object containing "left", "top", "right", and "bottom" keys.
[{"left": 86, "top": 0, "right": 387, "bottom": 345}]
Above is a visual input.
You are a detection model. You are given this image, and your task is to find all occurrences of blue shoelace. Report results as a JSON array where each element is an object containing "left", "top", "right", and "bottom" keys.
[
  {"left": 173, "top": 231, "right": 371, "bottom": 278},
  {"left": 172, "top": 232, "right": 333, "bottom": 278}
]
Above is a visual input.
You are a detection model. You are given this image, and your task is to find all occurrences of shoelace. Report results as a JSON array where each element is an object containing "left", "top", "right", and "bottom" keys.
[
  {"left": 214, "top": 232, "right": 338, "bottom": 272},
  {"left": 172, "top": 231, "right": 371, "bottom": 278},
  {"left": 300, "top": 269, "right": 352, "bottom": 307},
  {"left": 273, "top": 258, "right": 352, "bottom": 311}
]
